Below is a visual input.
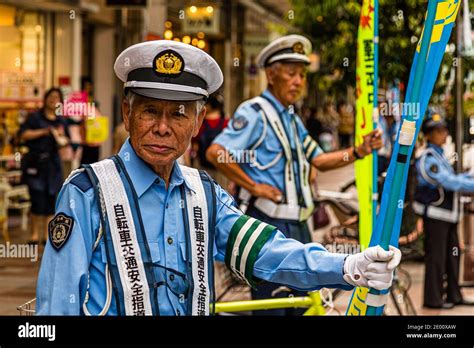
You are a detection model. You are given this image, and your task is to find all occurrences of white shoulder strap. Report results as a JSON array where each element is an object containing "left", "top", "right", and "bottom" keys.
[
  {"left": 90, "top": 159, "right": 153, "bottom": 316},
  {"left": 62, "top": 168, "right": 85, "bottom": 187},
  {"left": 419, "top": 147, "right": 444, "bottom": 186},
  {"left": 179, "top": 165, "right": 211, "bottom": 316},
  {"left": 253, "top": 97, "right": 314, "bottom": 216},
  {"left": 254, "top": 96, "right": 292, "bottom": 158},
  {"left": 292, "top": 119, "right": 314, "bottom": 213},
  {"left": 253, "top": 96, "right": 297, "bottom": 206},
  {"left": 247, "top": 99, "right": 282, "bottom": 170}
]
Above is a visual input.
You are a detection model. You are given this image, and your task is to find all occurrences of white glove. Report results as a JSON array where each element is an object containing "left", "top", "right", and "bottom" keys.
[{"left": 343, "top": 245, "right": 401, "bottom": 290}]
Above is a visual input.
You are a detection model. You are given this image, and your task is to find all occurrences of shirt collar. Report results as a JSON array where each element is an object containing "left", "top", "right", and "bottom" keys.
[
  {"left": 118, "top": 138, "right": 195, "bottom": 197},
  {"left": 427, "top": 142, "right": 444, "bottom": 155},
  {"left": 262, "top": 89, "right": 287, "bottom": 115}
]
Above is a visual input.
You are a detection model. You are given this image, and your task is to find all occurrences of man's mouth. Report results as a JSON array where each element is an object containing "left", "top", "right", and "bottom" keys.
[{"left": 144, "top": 144, "right": 173, "bottom": 154}]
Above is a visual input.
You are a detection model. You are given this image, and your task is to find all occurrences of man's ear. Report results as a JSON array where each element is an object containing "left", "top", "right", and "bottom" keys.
[
  {"left": 193, "top": 105, "right": 206, "bottom": 137},
  {"left": 122, "top": 99, "right": 130, "bottom": 131},
  {"left": 265, "top": 66, "right": 274, "bottom": 85}
]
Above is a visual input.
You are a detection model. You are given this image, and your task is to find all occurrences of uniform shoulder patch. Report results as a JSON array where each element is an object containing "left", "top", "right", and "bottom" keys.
[
  {"left": 429, "top": 164, "right": 439, "bottom": 174},
  {"left": 70, "top": 171, "right": 93, "bottom": 192},
  {"left": 232, "top": 115, "right": 248, "bottom": 131},
  {"left": 48, "top": 213, "right": 74, "bottom": 251},
  {"left": 250, "top": 103, "right": 262, "bottom": 112}
]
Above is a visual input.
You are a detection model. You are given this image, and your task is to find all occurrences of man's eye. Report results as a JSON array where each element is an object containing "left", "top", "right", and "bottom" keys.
[
  {"left": 144, "top": 107, "right": 157, "bottom": 114},
  {"left": 172, "top": 111, "right": 186, "bottom": 117}
]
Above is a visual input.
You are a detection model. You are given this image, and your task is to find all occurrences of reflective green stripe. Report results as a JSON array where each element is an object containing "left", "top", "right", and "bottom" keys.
[
  {"left": 225, "top": 215, "right": 250, "bottom": 268},
  {"left": 239, "top": 222, "right": 272, "bottom": 274},
  {"left": 225, "top": 215, "right": 276, "bottom": 286},
  {"left": 305, "top": 141, "right": 316, "bottom": 158},
  {"left": 244, "top": 224, "right": 277, "bottom": 287},
  {"left": 308, "top": 145, "right": 319, "bottom": 160},
  {"left": 303, "top": 135, "right": 311, "bottom": 147},
  {"left": 234, "top": 219, "right": 262, "bottom": 272}
]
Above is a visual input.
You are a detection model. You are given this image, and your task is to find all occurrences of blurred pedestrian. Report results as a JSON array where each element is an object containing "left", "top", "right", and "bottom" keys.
[
  {"left": 414, "top": 112, "right": 474, "bottom": 309},
  {"left": 337, "top": 100, "right": 354, "bottom": 149},
  {"left": 80, "top": 78, "right": 102, "bottom": 165},
  {"left": 20, "top": 87, "right": 70, "bottom": 245},
  {"left": 194, "top": 94, "right": 228, "bottom": 186},
  {"left": 316, "top": 101, "right": 339, "bottom": 151},
  {"left": 304, "top": 107, "right": 322, "bottom": 139}
]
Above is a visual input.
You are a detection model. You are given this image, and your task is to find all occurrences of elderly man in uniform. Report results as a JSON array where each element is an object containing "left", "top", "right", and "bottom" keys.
[
  {"left": 206, "top": 35, "right": 385, "bottom": 314},
  {"left": 36, "top": 40, "right": 400, "bottom": 316},
  {"left": 414, "top": 112, "right": 474, "bottom": 309}
]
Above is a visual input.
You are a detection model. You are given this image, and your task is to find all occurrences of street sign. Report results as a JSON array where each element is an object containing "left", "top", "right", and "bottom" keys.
[{"left": 182, "top": 6, "right": 220, "bottom": 35}]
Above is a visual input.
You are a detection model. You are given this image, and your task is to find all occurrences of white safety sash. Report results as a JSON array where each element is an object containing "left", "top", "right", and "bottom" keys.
[
  {"left": 244, "top": 96, "right": 314, "bottom": 221},
  {"left": 91, "top": 159, "right": 153, "bottom": 315},
  {"left": 89, "top": 160, "right": 211, "bottom": 315},
  {"left": 180, "top": 166, "right": 211, "bottom": 316}
]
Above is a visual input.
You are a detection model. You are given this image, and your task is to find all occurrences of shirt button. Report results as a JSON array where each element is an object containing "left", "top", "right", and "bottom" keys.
[
  {"left": 169, "top": 274, "right": 175, "bottom": 281},
  {"left": 167, "top": 237, "right": 173, "bottom": 245},
  {"left": 166, "top": 203, "right": 169, "bottom": 209}
]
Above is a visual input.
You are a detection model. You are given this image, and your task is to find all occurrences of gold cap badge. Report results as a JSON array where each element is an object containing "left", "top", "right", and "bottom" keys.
[
  {"left": 153, "top": 50, "right": 184, "bottom": 76},
  {"left": 292, "top": 42, "right": 305, "bottom": 54},
  {"left": 432, "top": 114, "right": 441, "bottom": 122}
]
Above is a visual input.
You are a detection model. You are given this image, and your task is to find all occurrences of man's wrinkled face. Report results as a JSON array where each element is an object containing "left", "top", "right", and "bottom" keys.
[
  {"left": 266, "top": 62, "right": 307, "bottom": 106},
  {"left": 123, "top": 94, "right": 205, "bottom": 167}
]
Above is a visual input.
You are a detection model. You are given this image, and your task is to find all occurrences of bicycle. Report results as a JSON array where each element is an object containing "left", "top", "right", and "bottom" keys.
[{"left": 215, "top": 290, "right": 327, "bottom": 316}]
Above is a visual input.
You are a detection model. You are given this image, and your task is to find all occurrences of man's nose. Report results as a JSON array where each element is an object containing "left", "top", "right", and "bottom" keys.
[
  {"left": 151, "top": 116, "right": 171, "bottom": 135},
  {"left": 293, "top": 75, "right": 304, "bottom": 87}
]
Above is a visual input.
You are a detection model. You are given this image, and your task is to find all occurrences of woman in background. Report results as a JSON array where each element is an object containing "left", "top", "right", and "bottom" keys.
[{"left": 20, "top": 87, "right": 69, "bottom": 245}]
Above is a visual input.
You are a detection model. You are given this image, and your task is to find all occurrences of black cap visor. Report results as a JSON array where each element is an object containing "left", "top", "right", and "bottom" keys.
[{"left": 127, "top": 87, "right": 205, "bottom": 101}]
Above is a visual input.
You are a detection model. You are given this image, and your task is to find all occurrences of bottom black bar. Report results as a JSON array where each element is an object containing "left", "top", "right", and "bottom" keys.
[{"left": 0, "top": 315, "right": 473, "bottom": 346}]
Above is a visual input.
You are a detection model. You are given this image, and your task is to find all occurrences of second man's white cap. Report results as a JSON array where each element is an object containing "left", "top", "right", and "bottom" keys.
[{"left": 256, "top": 34, "right": 312, "bottom": 68}]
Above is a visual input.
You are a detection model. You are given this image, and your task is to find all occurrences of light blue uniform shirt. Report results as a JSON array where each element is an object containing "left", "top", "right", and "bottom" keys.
[
  {"left": 213, "top": 90, "right": 323, "bottom": 194},
  {"left": 36, "top": 139, "right": 349, "bottom": 315},
  {"left": 416, "top": 143, "right": 474, "bottom": 193}
]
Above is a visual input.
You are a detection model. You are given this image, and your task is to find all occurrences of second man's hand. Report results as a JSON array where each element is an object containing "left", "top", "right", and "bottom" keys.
[
  {"left": 358, "top": 129, "right": 383, "bottom": 157},
  {"left": 250, "top": 183, "right": 283, "bottom": 203}
]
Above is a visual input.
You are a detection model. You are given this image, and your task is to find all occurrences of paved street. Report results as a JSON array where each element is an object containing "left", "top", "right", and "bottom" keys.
[
  {"left": 0, "top": 164, "right": 473, "bottom": 315},
  {"left": 0, "top": 216, "right": 41, "bottom": 315}
]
